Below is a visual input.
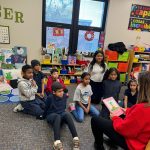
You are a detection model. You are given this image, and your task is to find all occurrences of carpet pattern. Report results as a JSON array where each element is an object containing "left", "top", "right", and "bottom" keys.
[{"left": 0, "top": 85, "right": 126, "bottom": 150}]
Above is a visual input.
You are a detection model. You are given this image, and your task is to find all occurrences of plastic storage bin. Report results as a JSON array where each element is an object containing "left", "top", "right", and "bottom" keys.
[
  {"left": 105, "top": 50, "right": 118, "bottom": 61},
  {"left": 120, "top": 73, "right": 126, "bottom": 82},
  {"left": 108, "top": 62, "right": 118, "bottom": 69},
  {"left": 61, "top": 60, "right": 68, "bottom": 65},
  {"left": 64, "top": 79, "right": 70, "bottom": 85},
  {"left": 118, "top": 52, "right": 129, "bottom": 61},
  {"left": 118, "top": 63, "right": 128, "bottom": 72},
  {"left": 60, "top": 69, "right": 68, "bottom": 74}
]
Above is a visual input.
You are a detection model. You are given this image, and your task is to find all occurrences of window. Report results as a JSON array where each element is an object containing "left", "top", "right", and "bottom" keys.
[
  {"left": 79, "top": 0, "right": 105, "bottom": 28},
  {"left": 42, "top": 0, "right": 108, "bottom": 54},
  {"left": 45, "top": 0, "right": 73, "bottom": 24}
]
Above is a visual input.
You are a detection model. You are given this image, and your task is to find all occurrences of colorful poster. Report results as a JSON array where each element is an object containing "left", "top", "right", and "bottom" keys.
[
  {"left": 130, "top": 4, "right": 150, "bottom": 19},
  {"left": 53, "top": 28, "right": 64, "bottom": 36},
  {"left": 128, "top": 18, "right": 150, "bottom": 32},
  {"left": 128, "top": 4, "right": 150, "bottom": 32}
]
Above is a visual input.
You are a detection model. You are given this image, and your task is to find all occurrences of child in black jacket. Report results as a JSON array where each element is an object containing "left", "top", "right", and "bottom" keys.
[{"left": 43, "top": 82, "right": 79, "bottom": 150}]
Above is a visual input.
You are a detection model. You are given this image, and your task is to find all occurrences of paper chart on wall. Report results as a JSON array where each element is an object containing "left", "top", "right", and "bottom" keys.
[{"left": 0, "top": 25, "right": 10, "bottom": 44}]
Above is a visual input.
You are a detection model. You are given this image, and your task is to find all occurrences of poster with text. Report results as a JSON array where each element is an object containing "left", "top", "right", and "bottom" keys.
[{"left": 128, "top": 4, "right": 150, "bottom": 32}]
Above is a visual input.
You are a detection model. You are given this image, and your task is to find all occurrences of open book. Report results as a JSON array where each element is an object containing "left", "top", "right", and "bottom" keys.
[{"left": 102, "top": 97, "right": 124, "bottom": 116}]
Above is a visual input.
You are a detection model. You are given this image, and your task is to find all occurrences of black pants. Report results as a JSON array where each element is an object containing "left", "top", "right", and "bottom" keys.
[
  {"left": 90, "top": 80, "right": 103, "bottom": 104},
  {"left": 47, "top": 112, "right": 78, "bottom": 141},
  {"left": 101, "top": 104, "right": 110, "bottom": 119},
  {"left": 21, "top": 99, "right": 45, "bottom": 117},
  {"left": 91, "top": 116, "right": 128, "bottom": 150}
]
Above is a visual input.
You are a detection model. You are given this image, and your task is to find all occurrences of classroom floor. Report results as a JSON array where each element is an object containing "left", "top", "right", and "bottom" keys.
[{"left": 0, "top": 84, "right": 126, "bottom": 150}]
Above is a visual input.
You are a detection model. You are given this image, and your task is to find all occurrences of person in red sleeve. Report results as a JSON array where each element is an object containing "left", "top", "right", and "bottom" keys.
[
  {"left": 91, "top": 71, "right": 150, "bottom": 150},
  {"left": 45, "top": 69, "right": 68, "bottom": 96}
]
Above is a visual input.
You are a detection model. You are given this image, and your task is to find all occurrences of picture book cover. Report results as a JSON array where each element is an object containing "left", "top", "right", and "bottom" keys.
[
  {"left": 52, "top": 54, "right": 59, "bottom": 64},
  {"left": 102, "top": 97, "right": 124, "bottom": 116},
  {"left": 68, "top": 56, "right": 76, "bottom": 65},
  {"left": 1, "top": 49, "right": 13, "bottom": 64}
]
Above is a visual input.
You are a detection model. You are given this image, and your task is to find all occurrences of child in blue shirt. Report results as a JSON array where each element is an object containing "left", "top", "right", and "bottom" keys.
[
  {"left": 101, "top": 68, "right": 122, "bottom": 119},
  {"left": 31, "top": 60, "right": 46, "bottom": 99},
  {"left": 43, "top": 82, "right": 79, "bottom": 150}
]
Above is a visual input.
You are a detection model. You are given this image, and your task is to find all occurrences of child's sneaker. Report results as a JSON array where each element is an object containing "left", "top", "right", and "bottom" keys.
[
  {"left": 73, "top": 137, "right": 80, "bottom": 150},
  {"left": 13, "top": 104, "right": 24, "bottom": 112},
  {"left": 53, "top": 140, "right": 63, "bottom": 150},
  {"left": 68, "top": 103, "right": 76, "bottom": 112}
]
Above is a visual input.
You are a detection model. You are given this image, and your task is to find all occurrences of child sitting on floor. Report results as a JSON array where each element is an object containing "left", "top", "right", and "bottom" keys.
[
  {"left": 31, "top": 59, "right": 46, "bottom": 99},
  {"left": 123, "top": 79, "right": 138, "bottom": 108},
  {"left": 13, "top": 65, "right": 45, "bottom": 118},
  {"left": 70, "top": 72, "right": 100, "bottom": 122},
  {"left": 42, "top": 82, "right": 79, "bottom": 150},
  {"left": 45, "top": 69, "right": 68, "bottom": 96}
]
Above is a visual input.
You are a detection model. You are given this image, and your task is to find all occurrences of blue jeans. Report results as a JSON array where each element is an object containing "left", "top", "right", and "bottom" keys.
[{"left": 71, "top": 104, "right": 100, "bottom": 122}]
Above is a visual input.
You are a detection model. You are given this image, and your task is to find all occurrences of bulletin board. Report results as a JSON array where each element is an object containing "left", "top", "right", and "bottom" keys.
[{"left": 0, "top": 25, "right": 10, "bottom": 44}]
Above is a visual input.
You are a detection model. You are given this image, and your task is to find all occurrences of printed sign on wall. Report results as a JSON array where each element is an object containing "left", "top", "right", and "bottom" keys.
[{"left": 128, "top": 4, "right": 150, "bottom": 32}]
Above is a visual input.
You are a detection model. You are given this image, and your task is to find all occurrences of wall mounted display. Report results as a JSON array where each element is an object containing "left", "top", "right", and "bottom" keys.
[
  {"left": 128, "top": 4, "right": 150, "bottom": 32},
  {"left": 0, "top": 25, "right": 10, "bottom": 44}
]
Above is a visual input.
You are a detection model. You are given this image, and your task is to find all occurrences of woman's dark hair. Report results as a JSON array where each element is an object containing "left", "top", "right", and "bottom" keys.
[
  {"left": 22, "top": 64, "right": 32, "bottom": 73},
  {"left": 103, "top": 68, "right": 120, "bottom": 81},
  {"left": 127, "top": 79, "right": 138, "bottom": 91},
  {"left": 137, "top": 71, "right": 150, "bottom": 105},
  {"left": 89, "top": 51, "right": 106, "bottom": 73},
  {"left": 81, "top": 72, "right": 90, "bottom": 79}
]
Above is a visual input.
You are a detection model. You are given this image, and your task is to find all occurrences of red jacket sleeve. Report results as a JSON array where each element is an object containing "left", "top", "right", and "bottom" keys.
[
  {"left": 46, "top": 77, "right": 52, "bottom": 93},
  {"left": 112, "top": 106, "right": 144, "bottom": 138},
  {"left": 59, "top": 78, "right": 66, "bottom": 90}
]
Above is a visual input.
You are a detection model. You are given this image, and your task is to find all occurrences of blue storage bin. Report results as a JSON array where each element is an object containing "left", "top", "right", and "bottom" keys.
[
  {"left": 70, "top": 79, "right": 76, "bottom": 83},
  {"left": 61, "top": 60, "right": 68, "bottom": 65},
  {"left": 60, "top": 70, "right": 68, "bottom": 74}
]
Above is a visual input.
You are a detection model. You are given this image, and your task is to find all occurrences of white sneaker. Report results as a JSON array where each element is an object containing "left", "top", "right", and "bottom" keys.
[
  {"left": 73, "top": 137, "right": 80, "bottom": 150},
  {"left": 13, "top": 104, "right": 24, "bottom": 113},
  {"left": 53, "top": 140, "right": 63, "bottom": 150}
]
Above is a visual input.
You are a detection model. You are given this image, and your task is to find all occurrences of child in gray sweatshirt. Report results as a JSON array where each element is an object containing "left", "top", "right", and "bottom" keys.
[{"left": 13, "top": 65, "right": 45, "bottom": 118}]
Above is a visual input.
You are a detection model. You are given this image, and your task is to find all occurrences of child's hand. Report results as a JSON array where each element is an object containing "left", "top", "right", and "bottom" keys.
[
  {"left": 31, "top": 80, "right": 36, "bottom": 87},
  {"left": 120, "top": 107, "right": 127, "bottom": 114},
  {"left": 84, "top": 108, "right": 89, "bottom": 114},
  {"left": 110, "top": 113, "right": 117, "bottom": 120},
  {"left": 66, "top": 93, "right": 69, "bottom": 97},
  {"left": 40, "top": 92, "right": 44, "bottom": 98}
]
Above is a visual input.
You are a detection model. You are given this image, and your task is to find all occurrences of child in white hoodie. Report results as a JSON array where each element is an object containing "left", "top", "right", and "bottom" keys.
[{"left": 13, "top": 65, "right": 45, "bottom": 118}]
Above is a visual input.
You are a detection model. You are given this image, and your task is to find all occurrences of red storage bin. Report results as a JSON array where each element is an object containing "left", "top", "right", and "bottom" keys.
[
  {"left": 118, "top": 63, "right": 128, "bottom": 72},
  {"left": 76, "top": 60, "right": 88, "bottom": 65},
  {"left": 105, "top": 50, "right": 118, "bottom": 61}
]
